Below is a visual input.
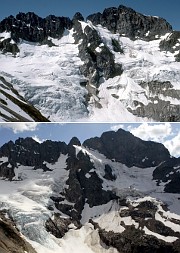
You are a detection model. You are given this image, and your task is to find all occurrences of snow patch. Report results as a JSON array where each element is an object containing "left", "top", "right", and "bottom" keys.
[{"left": 143, "top": 226, "right": 178, "bottom": 242}]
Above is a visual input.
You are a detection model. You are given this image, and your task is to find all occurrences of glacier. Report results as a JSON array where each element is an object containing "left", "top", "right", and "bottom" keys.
[{"left": 0, "top": 22, "right": 180, "bottom": 122}]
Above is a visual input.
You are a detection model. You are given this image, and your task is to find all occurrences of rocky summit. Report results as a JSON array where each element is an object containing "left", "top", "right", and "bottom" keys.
[
  {"left": 0, "top": 5, "right": 180, "bottom": 122},
  {"left": 0, "top": 128, "right": 180, "bottom": 253}
]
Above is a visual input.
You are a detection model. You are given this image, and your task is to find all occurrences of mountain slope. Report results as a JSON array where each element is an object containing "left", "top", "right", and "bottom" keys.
[
  {"left": 0, "top": 211, "right": 37, "bottom": 253},
  {"left": 0, "top": 5, "right": 180, "bottom": 121},
  {"left": 0, "top": 75, "right": 49, "bottom": 121},
  {"left": 0, "top": 129, "right": 180, "bottom": 252}
]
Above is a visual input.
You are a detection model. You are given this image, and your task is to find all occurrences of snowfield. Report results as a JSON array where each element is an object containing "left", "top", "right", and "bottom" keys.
[
  {"left": 0, "top": 30, "right": 88, "bottom": 121},
  {"left": 0, "top": 24, "right": 180, "bottom": 122}
]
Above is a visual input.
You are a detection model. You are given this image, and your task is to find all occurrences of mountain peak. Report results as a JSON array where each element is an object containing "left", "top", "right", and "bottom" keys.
[
  {"left": 87, "top": 5, "right": 172, "bottom": 40},
  {"left": 68, "top": 137, "right": 81, "bottom": 146},
  {"left": 83, "top": 128, "right": 171, "bottom": 168}
]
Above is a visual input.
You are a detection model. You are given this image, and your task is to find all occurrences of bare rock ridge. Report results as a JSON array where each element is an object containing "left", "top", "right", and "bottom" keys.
[
  {"left": 83, "top": 128, "right": 171, "bottom": 168},
  {"left": 87, "top": 5, "right": 172, "bottom": 40},
  {"left": 0, "top": 128, "right": 179, "bottom": 193},
  {"left": 0, "top": 12, "right": 72, "bottom": 44},
  {"left": 0, "top": 137, "right": 67, "bottom": 169},
  {"left": 0, "top": 5, "right": 173, "bottom": 45},
  {"left": 0, "top": 128, "right": 170, "bottom": 170}
]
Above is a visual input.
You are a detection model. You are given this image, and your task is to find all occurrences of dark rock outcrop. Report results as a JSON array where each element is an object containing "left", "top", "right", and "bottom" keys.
[
  {"left": 0, "top": 38, "right": 19, "bottom": 55},
  {"left": 67, "top": 137, "right": 81, "bottom": 157},
  {"left": 45, "top": 214, "right": 78, "bottom": 238},
  {"left": 160, "top": 31, "right": 180, "bottom": 61},
  {"left": 83, "top": 128, "right": 171, "bottom": 168},
  {"left": 73, "top": 21, "right": 123, "bottom": 88},
  {"left": 91, "top": 198, "right": 180, "bottom": 253},
  {"left": 0, "top": 12, "right": 72, "bottom": 43},
  {"left": 87, "top": 5, "right": 172, "bottom": 40},
  {"left": 0, "top": 137, "right": 67, "bottom": 169},
  {"left": 55, "top": 151, "right": 117, "bottom": 222},
  {"left": 0, "top": 211, "right": 37, "bottom": 253},
  {"left": 0, "top": 162, "right": 15, "bottom": 180},
  {"left": 103, "top": 164, "right": 116, "bottom": 181},
  {"left": 72, "top": 12, "right": 84, "bottom": 23},
  {"left": 129, "top": 80, "right": 180, "bottom": 122},
  {"left": 153, "top": 157, "right": 180, "bottom": 193},
  {"left": 98, "top": 226, "right": 180, "bottom": 253}
]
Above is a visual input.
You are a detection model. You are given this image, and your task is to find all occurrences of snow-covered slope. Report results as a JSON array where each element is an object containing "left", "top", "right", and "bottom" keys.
[
  {"left": 88, "top": 27, "right": 180, "bottom": 122},
  {"left": 0, "top": 74, "right": 49, "bottom": 121},
  {"left": 0, "top": 30, "right": 88, "bottom": 121},
  {"left": 0, "top": 6, "right": 180, "bottom": 122},
  {"left": 0, "top": 130, "right": 180, "bottom": 252}
]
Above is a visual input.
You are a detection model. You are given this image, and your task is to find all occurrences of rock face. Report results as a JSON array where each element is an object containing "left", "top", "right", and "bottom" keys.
[
  {"left": 73, "top": 18, "right": 123, "bottom": 89},
  {"left": 0, "top": 137, "right": 67, "bottom": 175},
  {"left": 92, "top": 198, "right": 180, "bottom": 253},
  {"left": 55, "top": 148, "right": 117, "bottom": 222},
  {"left": 128, "top": 81, "right": 180, "bottom": 122},
  {"left": 87, "top": 5, "right": 172, "bottom": 40},
  {"left": 0, "top": 211, "right": 37, "bottom": 253},
  {"left": 83, "top": 128, "right": 171, "bottom": 168},
  {"left": 0, "top": 12, "right": 72, "bottom": 43},
  {"left": 153, "top": 157, "right": 180, "bottom": 193},
  {"left": 0, "top": 6, "right": 172, "bottom": 44},
  {"left": 160, "top": 31, "right": 180, "bottom": 61},
  {"left": 0, "top": 38, "right": 19, "bottom": 55}
]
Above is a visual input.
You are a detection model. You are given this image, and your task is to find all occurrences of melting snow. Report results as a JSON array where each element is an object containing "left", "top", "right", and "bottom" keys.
[{"left": 143, "top": 226, "right": 178, "bottom": 243}]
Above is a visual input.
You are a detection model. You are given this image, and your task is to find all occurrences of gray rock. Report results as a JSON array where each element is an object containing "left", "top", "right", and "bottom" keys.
[
  {"left": 0, "top": 12, "right": 72, "bottom": 43},
  {"left": 159, "top": 31, "right": 180, "bottom": 53},
  {"left": 0, "top": 38, "right": 19, "bottom": 55},
  {"left": 91, "top": 198, "right": 180, "bottom": 253},
  {"left": 153, "top": 157, "right": 180, "bottom": 193},
  {"left": 103, "top": 164, "right": 116, "bottom": 181},
  {"left": 83, "top": 128, "right": 171, "bottom": 168},
  {"left": 87, "top": 5, "right": 172, "bottom": 40},
  {"left": 0, "top": 137, "right": 67, "bottom": 170},
  {"left": 72, "top": 12, "right": 84, "bottom": 23},
  {"left": 159, "top": 31, "right": 180, "bottom": 62},
  {"left": 45, "top": 214, "right": 75, "bottom": 238},
  {"left": 74, "top": 23, "right": 123, "bottom": 89},
  {"left": 0, "top": 211, "right": 37, "bottom": 253},
  {"left": 0, "top": 162, "right": 15, "bottom": 180},
  {"left": 129, "top": 81, "right": 180, "bottom": 122},
  {"left": 55, "top": 151, "right": 117, "bottom": 222}
]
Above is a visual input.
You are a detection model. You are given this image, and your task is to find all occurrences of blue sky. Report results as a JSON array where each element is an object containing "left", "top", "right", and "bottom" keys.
[
  {"left": 0, "top": 0, "right": 180, "bottom": 30},
  {"left": 0, "top": 123, "right": 180, "bottom": 157}
]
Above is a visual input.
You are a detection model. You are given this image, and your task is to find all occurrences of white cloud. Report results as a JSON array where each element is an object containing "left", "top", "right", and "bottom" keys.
[
  {"left": 110, "top": 124, "right": 124, "bottom": 131},
  {"left": 164, "top": 132, "right": 180, "bottom": 158},
  {"left": 0, "top": 123, "right": 38, "bottom": 133},
  {"left": 130, "top": 123, "right": 172, "bottom": 143}
]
